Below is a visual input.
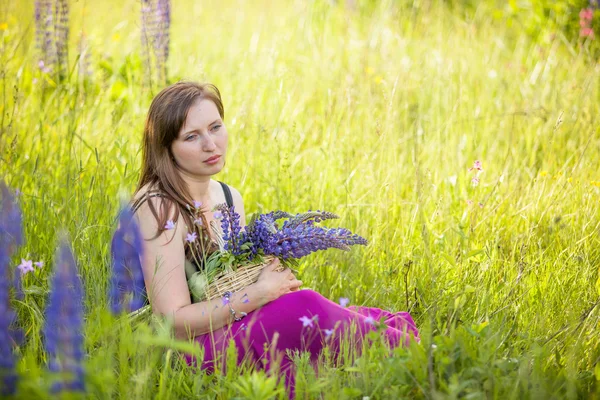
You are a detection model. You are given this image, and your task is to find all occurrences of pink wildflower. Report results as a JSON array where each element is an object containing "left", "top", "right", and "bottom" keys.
[
  {"left": 581, "top": 27, "right": 595, "bottom": 38},
  {"left": 469, "top": 160, "right": 483, "bottom": 172},
  {"left": 580, "top": 8, "right": 594, "bottom": 21}
]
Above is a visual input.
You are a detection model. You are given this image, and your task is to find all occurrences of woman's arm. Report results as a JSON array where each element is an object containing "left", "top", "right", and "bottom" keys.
[{"left": 135, "top": 197, "right": 301, "bottom": 340}]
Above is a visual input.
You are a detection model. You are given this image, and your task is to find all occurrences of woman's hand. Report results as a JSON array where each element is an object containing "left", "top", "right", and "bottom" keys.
[{"left": 254, "top": 258, "right": 303, "bottom": 304}]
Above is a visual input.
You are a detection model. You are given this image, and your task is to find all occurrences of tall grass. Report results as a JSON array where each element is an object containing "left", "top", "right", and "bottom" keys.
[{"left": 0, "top": 0, "right": 599, "bottom": 398}]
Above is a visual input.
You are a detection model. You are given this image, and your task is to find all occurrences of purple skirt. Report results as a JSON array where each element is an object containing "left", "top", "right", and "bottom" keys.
[{"left": 183, "top": 289, "right": 419, "bottom": 398}]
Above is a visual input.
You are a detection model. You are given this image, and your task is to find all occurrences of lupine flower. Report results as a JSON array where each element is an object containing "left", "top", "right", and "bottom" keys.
[
  {"left": 140, "top": 0, "right": 154, "bottom": 83},
  {"left": 34, "top": 1, "right": 56, "bottom": 73},
  {"left": 214, "top": 204, "right": 243, "bottom": 255},
  {"left": 140, "top": 0, "right": 171, "bottom": 84},
  {"left": 43, "top": 237, "right": 86, "bottom": 394},
  {"left": 0, "top": 183, "right": 23, "bottom": 396},
  {"left": 154, "top": 0, "right": 170, "bottom": 79},
  {"left": 34, "top": 0, "right": 69, "bottom": 81},
  {"left": 186, "top": 232, "right": 197, "bottom": 243},
  {"left": 109, "top": 207, "right": 146, "bottom": 314},
  {"left": 55, "top": 0, "right": 69, "bottom": 80},
  {"left": 241, "top": 209, "right": 367, "bottom": 260},
  {"left": 164, "top": 220, "right": 175, "bottom": 230},
  {"left": 339, "top": 297, "right": 350, "bottom": 307}
]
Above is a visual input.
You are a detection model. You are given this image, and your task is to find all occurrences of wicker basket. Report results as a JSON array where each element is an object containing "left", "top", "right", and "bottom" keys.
[{"left": 204, "top": 255, "right": 285, "bottom": 301}]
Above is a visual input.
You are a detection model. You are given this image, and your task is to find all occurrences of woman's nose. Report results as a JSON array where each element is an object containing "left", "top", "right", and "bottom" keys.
[{"left": 201, "top": 136, "right": 217, "bottom": 152}]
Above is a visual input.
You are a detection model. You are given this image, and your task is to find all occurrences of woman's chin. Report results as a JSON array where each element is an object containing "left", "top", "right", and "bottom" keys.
[{"left": 199, "top": 163, "right": 224, "bottom": 175}]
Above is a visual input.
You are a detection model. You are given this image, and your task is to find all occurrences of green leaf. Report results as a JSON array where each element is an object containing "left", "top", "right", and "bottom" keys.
[
  {"left": 442, "top": 252, "right": 456, "bottom": 267},
  {"left": 466, "top": 249, "right": 485, "bottom": 259},
  {"left": 342, "top": 387, "right": 362, "bottom": 397}
]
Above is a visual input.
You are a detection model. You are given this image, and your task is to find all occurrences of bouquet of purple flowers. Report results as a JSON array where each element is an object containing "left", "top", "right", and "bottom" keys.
[{"left": 187, "top": 204, "right": 367, "bottom": 302}]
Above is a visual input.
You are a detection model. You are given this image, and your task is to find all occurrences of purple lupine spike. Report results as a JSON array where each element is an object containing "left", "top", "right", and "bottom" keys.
[
  {"left": 154, "top": 0, "right": 170, "bottom": 80},
  {"left": 140, "top": 0, "right": 155, "bottom": 84},
  {"left": 0, "top": 183, "right": 24, "bottom": 396},
  {"left": 42, "top": 0, "right": 56, "bottom": 73},
  {"left": 34, "top": 1, "right": 42, "bottom": 49},
  {"left": 214, "top": 204, "right": 246, "bottom": 255},
  {"left": 140, "top": 0, "right": 170, "bottom": 85},
  {"left": 54, "top": 0, "right": 69, "bottom": 81},
  {"left": 244, "top": 210, "right": 367, "bottom": 260},
  {"left": 109, "top": 206, "right": 146, "bottom": 314},
  {"left": 43, "top": 237, "right": 86, "bottom": 394}
]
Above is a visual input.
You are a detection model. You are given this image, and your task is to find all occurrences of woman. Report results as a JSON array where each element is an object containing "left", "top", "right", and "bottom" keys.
[{"left": 130, "top": 81, "right": 419, "bottom": 397}]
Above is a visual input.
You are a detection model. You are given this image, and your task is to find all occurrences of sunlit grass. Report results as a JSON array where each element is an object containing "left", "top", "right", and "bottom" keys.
[{"left": 1, "top": 0, "right": 599, "bottom": 398}]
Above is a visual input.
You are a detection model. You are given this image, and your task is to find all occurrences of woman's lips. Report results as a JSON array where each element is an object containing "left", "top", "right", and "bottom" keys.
[{"left": 203, "top": 155, "right": 221, "bottom": 165}]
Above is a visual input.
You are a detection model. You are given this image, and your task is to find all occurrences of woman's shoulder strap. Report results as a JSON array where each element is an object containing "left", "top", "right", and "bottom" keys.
[
  {"left": 217, "top": 181, "right": 234, "bottom": 208},
  {"left": 131, "top": 191, "right": 167, "bottom": 214}
]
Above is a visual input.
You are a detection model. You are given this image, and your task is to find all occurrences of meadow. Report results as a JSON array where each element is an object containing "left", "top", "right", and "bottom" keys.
[{"left": 1, "top": 0, "right": 599, "bottom": 398}]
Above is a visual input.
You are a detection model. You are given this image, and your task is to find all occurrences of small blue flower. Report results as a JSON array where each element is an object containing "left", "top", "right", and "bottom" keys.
[
  {"left": 339, "top": 297, "right": 350, "bottom": 307},
  {"left": 164, "top": 220, "right": 175, "bottom": 230}
]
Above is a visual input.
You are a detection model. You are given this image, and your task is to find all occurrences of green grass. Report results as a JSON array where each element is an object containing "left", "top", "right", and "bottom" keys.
[{"left": 1, "top": 0, "right": 599, "bottom": 398}]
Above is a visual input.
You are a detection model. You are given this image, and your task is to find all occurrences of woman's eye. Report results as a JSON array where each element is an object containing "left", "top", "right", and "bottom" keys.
[
  {"left": 185, "top": 135, "right": 196, "bottom": 141},
  {"left": 211, "top": 125, "right": 221, "bottom": 132}
]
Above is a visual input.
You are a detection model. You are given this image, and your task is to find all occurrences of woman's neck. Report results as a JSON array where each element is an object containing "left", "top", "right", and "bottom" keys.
[{"left": 179, "top": 172, "right": 213, "bottom": 201}]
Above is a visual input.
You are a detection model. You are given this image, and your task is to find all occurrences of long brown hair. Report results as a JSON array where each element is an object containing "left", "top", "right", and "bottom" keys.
[{"left": 131, "top": 81, "right": 224, "bottom": 255}]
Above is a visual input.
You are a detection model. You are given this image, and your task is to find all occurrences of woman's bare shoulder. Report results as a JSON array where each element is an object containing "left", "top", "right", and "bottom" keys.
[{"left": 131, "top": 184, "right": 183, "bottom": 239}]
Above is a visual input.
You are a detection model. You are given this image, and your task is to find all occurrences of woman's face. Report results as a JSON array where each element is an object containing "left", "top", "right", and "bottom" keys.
[{"left": 171, "top": 98, "right": 228, "bottom": 179}]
